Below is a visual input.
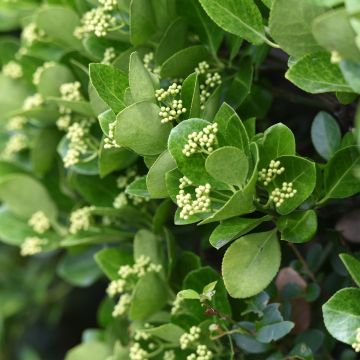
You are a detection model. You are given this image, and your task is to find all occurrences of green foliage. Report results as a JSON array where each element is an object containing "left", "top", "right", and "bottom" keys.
[{"left": 0, "top": 0, "right": 360, "bottom": 358}]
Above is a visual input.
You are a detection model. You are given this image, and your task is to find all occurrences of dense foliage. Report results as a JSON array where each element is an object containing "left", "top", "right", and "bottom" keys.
[{"left": 0, "top": 0, "right": 360, "bottom": 359}]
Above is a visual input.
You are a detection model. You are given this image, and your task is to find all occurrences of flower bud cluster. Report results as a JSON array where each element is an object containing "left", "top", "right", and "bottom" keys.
[
  {"left": 33, "top": 61, "right": 55, "bottom": 85},
  {"left": 69, "top": 206, "right": 95, "bottom": 234},
  {"left": 180, "top": 326, "right": 201, "bottom": 349},
  {"left": 74, "top": 7, "right": 118, "bottom": 38},
  {"left": 258, "top": 160, "right": 285, "bottom": 186},
  {"left": 23, "top": 93, "right": 43, "bottom": 110},
  {"left": 64, "top": 119, "right": 92, "bottom": 168},
  {"left": 159, "top": 100, "right": 186, "bottom": 123},
  {"left": 28, "top": 211, "right": 51, "bottom": 234},
  {"left": 106, "top": 279, "right": 126, "bottom": 297},
  {"left": 195, "top": 61, "right": 210, "bottom": 75},
  {"left": 118, "top": 255, "right": 162, "bottom": 280},
  {"left": 60, "top": 81, "right": 82, "bottom": 102},
  {"left": 187, "top": 345, "right": 213, "bottom": 360},
  {"left": 104, "top": 120, "right": 120, "bottom": 149},
  {"left": 101, "top": 47, "right": 116, "bottom": 64},
  {"left": 20, "top": 237, "right": 48, "bottom": 256},
  {"left": 163, "top": 350, "right": 176, "bottom": 360},
  {"left": 194, "top": 61, "right": 222, "bottom": 110},
  {"left": 134, "top": 330, "right": 151, "bottom": 341},
  {"left": 2, "top": 133, "right": 28, "bottom": 159},
  {"left": 171, "top": 295, "right": 183, "bottom": 314},
  {"left": 143, "top": 52, "right": 160, "bottom": 75},
  {"left": 113, "top": 192, "right": 128, "bottom": 209},
  {"left": 182, "top": 123, "right": 218, "bottom": 157},
  {"left": 112, "top": 293, "right": 132, "bottom": 317},
  {"left": 22, "top": 23, "right": 45, "bottom": 45},
  {"left": 129, "top": 342, "right": 149, "bottom": 360},
  {"left": 156, "top": 83, "right": 181, "bottom": 102},
  {"left": 177, "top": 180, "right": 211, "bottom": 220},
  {"left": 6, "top": 116, "right": 27, "bottom": 131},
  {"left": 2, "top": 61, "right": 23, "bottom": 79},
  {"left": 98, "top": 0, "right": 117, "bottom": 11},
  {"left": 269, "top": 182, "right": 297, "bottom": 207},
  {"left": 352, "top": 328, "right": 360, "bottom": 352}
]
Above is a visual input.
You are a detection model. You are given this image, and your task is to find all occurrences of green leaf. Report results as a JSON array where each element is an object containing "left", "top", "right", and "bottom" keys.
[
  {"left": 277, "top": 210, "right": 317, "bottom": 243},
  {"left": 312, "top": 9, "right": 360, "bottom": 61},
  {"left": 340, "top": 253, "right": 360, "bottom": 287},
  {"left": 115, "top": 101, "right": 172, "bottom": 155},
  {"left": 0, "top": 74, "right": 30, "bottom": 121},
  {"left": 222, "top": 230, "right": 280, "bottom": 298},
  {"left": 134, "top": 229, "right": 162, "bottom": 266},
  {"left": 179, "top": 0, "right": 223, "bottom": 56},
  {"left": 65, "top": 342, "right": 111, "bottom": 360},
  {"left": 181, "top": 72, "right": 201, "bottom": 118},
  {"left": 31, "top": 127, "right": 60, "bottom": 177},
  {"left": 98, "top": 145, "right": 138, "bottom": 178},
  {"left": 226, "top": 57, "right": 253, "bottom": 108},
  {"left": 155, "top": 18, "right": 188, "bottom": 64},
  {"left": 198, "top": 0, "right": 266, "bottom": 45},
  {"left": 269, "top": 0, "right": 325, "bottom": 58},
  {"left": 160, "top": 45, "right": 211, "bottom": 78},
  {"left": 311, "top": 111, "right": 341, "bottom": 160},
  {"left": 36, "top": 6, "right": 82, "bottom": 51},
  {"left": 183, "top": 266, "right": 232, "bottom": 318},
  {"left": 48, "top": 98, "right": 94, "bottom": 117},
  {"left": 0, "top": 208, "right": 36, "bottom": 246},
  {"left": 37, "top": 64, "right": 75, "bottom": 98},
  {"left": 285, "top": 52, "right": 353, "bottom": 93},
  {"left": 143, "top": 323, "right": 185, "bottom": 345},
  {"left": 323, "top": 288, "right": 360, "bottom": 344},
  {"left": 89, "top": 63, "right": 128, "bottom": 114},
  {"left": 129, "top": 52, "right": 156, "bottom": 103},
  {"left": 259, "top": 123, "right": 296, "bottom": 169},
  {"left": 340, "top": 60, "right": 360, "bottom": 94},
  {"left": 256, "top": 321, "right": 294, "bottom": 343},
  {"left": 95, "top": 248, "right": 133, "bottom": 280},
  {"left": 177, "top": 289, "right": 201, "bottom": 300},
  {"left": 271, "top": 156, "right": 316, "bottom": 215},
  {"left": 146, "top": 150, "right": 176, "bottom": 198},
  {"left": 168, "top": 118, "right": 221, "bottom": 186},
  {"left": 57, "top": 248, "right": 102, "bottom": 287},
  {"left": 205, "top": 146, "right": 249, "bottom": 186},
  {"left": 321, "top": 146, "right": 360, "bottom": 202},
  {"left": 126, "top": 176, "right": 150, "bottom": 198},
  {"left": 130, "top": 0, "right": 156, "bottom": 46},
  {"left": 129, "top": 273, "right": 168, "bottom": 320},
  {"left": 0, "top": 174, "right": 57, "bottom": 220},
  {"left": 209, "top": 215, "right": 272, "bottom": 249}
]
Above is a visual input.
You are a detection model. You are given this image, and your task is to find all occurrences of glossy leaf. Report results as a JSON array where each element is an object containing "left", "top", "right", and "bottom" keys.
[
  {"left": 340, "top": 253, "right": 360, "bottom": 287},
  {"left": 222, "top": 230, "right": 280, "bottom": 298}
]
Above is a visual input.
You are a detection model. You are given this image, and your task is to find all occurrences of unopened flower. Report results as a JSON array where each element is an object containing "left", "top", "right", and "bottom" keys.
[
  {"left": 6, "top": 116, "right": 27, "bottom": 131},
  {"left": 33, "top": 61, "right": 56, "bottom": 85},
  {"left": 112, "top": 293, "right": 132, "bottom": 317},
  {"left": 22, "top": 23, "right": 45, "bottom": 45},
  {"left": 20, "top": 237, "right": 48, "bottom": 256},
  {"left": 98, "top": 0, "right": 117, "bottom": 11},
  {"left": 106, "top": 279, "right": 126, "bottom": 297},
  {"left": 176, "top": 180, "right": 211, "bottom": 220},
  {"left": 352, "top": 327, "right": 360, "bottom": 352},
  {"left": 129, "top": 342, "right": 149, "bottom": 360},
  {"left": 2, "top": 61, "right": 23, "bottom": 79},
  {"left": 143, "top": 52, "right": 160, "bottom": 75},
  {"left": 101, "top": 47, "right": 116, "bottom": 64},
  {"left": 269, "top": 182, "right": 297, "bottom": 207},
  {"left": 60, "top": 81, "right": 82, "bottom": 102},
  {"left": 28, "top": 211, "right": 51, "bottom": 234},
  {"left": 69, "top": 206, "right": 95, "bottom": 234},
  {"left": 104, "top": 121, "right": 120, "bottom": 149},
  {"left": 163, "top": 351, "right": 175, "bottom": 360},
  {"left": 2, "top": 133, "right": 28, "bottom": 158},
  {"left": 182, "top": 123, "right": 218, "bottom": 157},
  {"left": 187, "top": 344, "right": 213, "bottom": 360},
  {"left": 180, "top": 326, "right": 201, "bottom": 349},
  {"left": 195, "top": 61, "right": 210, "bottom": 75},
  {"left": 75, "top": 7, "right": 118, "bottom": 38},
  {"left": 155, "top": 83, "right": 182, "bottom": 102},
  {"left": 56, "top": 114, "right": 72, "bottom": 130},
  {"left": 113, "top": 192, "right": 128, "bottom": 208},
  {"left": 23, "top": 93, "right": 43, "bottom": 110},
  {"left": 258, "top": 160, "right": 285, "bottom": 186},
  {"left": 159, "top": 99, "right": 186, "bottom": 124}
]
